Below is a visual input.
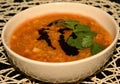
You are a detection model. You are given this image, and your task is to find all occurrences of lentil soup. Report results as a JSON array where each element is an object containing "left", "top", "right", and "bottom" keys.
[{"left": 10, "top": 13, "right": 112, "bottom": 62}]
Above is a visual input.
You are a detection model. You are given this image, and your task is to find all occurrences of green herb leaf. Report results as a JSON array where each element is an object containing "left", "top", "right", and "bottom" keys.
[
  {"left": 64, "top": 20, "right": 79, "bottom": 29},
  {"left": 75, "top": 31, "right": 97, "bottom": 38},
  {"left": 91, "top": 42, "right": 105, "bottom": 55},
  {"left": 74, "top": 25, "right": 90, "bottom": 32},
  {"left": 59, "top": 19, "right": 80, "bottom": 29},
  {"left": 84, "top": 31, "right": 97, "bottom": 38},
  {"left": 81, "top": 36, "right": 94, "bottom": 48},
  {"left": 67, "top": 37, "right": 84, "bottom": 49},
  {"left": 67, "top": 37, "right": 75, "bottom": 46}
]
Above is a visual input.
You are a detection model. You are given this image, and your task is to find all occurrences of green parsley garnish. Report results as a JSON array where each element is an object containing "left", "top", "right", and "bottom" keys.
[
  {"left": 58, "top": 19, "right": 105, "bottom": 55},
  {"left": 91, "top": 42, "right": 105, "bottom": 55}
]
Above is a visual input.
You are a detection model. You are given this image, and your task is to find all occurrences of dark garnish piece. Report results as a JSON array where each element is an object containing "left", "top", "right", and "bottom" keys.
[
  {"left": 58, "top": 34, "right": 79, "bottom": 56},
  {"left": 37, "top": 28, "right": 56, "bottom": 49},
  {"left": 70, "top": 32, "right": 77, "bottom": 39},
  {"left": 58, "top": 28, "right": 70, "bottom": 34}
]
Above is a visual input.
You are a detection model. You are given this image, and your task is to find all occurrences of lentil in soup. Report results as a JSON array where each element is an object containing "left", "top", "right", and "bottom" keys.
[{"left": 10, "top": 13, "right": 112, "bottom": 62}]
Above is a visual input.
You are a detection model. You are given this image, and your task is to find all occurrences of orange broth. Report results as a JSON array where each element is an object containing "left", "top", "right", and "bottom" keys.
[{"left": 10, "top": 13, "right": 112, "bottom": 62}]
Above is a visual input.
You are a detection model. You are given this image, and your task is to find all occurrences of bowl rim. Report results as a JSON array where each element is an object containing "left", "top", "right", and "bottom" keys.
[{"left": 2, "top": 2, "right": 120, "bottom": 66}]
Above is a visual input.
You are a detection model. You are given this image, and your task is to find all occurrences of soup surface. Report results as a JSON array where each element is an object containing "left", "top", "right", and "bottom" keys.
[{"left": 10, "top": 13, "right": 112, "bottom": 62}]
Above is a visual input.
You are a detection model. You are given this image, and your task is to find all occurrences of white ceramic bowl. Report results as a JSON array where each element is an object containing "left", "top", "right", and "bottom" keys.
[{"left": 2, "top": 2, "right": 119, "bottom": 83}]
